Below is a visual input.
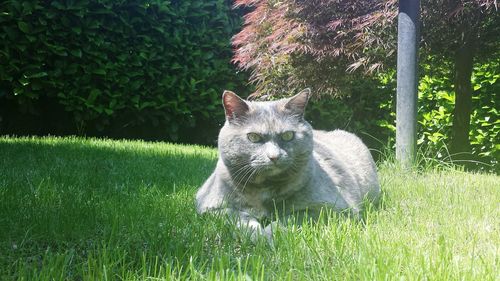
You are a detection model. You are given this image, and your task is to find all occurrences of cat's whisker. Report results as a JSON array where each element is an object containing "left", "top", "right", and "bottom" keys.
[
  {"left": 230, "top": 162, "right": 250, "bottom": 173},
  {"left": 231, "top": 165, "right": 254, "bottom": 188},
  {"left": 231, "top": 165, "right": 250, "bottom": 178},
  {"left": 241, "top": 167, "right": 260, "bottom": 192},
  {"left": 233, "top": 163, "right": 252, "bottom": 176},
  {"left": 230, "top": 162, "right": 253, "bottom": 180},
  {"left": 225, "top": 166, "right": 254, "bottom": 200}
]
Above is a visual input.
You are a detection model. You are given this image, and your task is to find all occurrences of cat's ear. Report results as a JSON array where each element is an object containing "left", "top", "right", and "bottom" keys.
[
  {"left": 284, "top": 88, "right": 310, "bottom": 117},
  {"left": 222, "top": 90, "right": 249, "bottom": 122}
]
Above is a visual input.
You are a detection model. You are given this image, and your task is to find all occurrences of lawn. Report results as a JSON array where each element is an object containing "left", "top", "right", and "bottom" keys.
[{"left": 0, "top": 136, "right": 498, "bottom": 280}]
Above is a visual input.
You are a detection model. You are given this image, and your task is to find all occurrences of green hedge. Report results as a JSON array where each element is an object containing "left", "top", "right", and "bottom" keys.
[{"left": 0, "top": 0, "right": 246, "bottom": 141}]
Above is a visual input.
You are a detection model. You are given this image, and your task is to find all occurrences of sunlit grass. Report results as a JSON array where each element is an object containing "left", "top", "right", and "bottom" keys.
[{"left": 0, "top": 136, "right": 498, "bottom": 280}]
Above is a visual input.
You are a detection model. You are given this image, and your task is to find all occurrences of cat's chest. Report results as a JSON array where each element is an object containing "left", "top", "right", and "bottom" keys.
[
  {"left": 243, "top": 187, "right": 272, "bottom": 205},
  {"left": 238, "top": 187, "right": 278, "bottom": 216}
]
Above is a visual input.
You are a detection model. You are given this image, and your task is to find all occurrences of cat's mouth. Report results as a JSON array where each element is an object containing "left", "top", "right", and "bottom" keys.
[
  {"left": 254, "top": 161, "right": 290, "bottom": 176},
  {"left": 261, "top": 165, "right": 283, "bottom": 175},
  {"left": 252, "top": 164, "right": 293, "bottom": 185},
  {"left": 245, "top": 157, "right": 293, "bottom": 180}
]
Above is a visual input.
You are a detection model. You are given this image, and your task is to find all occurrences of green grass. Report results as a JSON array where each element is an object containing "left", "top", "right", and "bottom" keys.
[{"left": 0, "top": 136, "right": 498, "bottom": 280}]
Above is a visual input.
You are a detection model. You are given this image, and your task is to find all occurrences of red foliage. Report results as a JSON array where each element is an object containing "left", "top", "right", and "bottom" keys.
[
  {"left": 232, "top": 0, "right": 498, "bottom": 96},
  {"left": 233, "top": 0, "right": 397, "bottom": 73},
  {"left": 232, "top": 1, "right": 300, "bottom": 68}
]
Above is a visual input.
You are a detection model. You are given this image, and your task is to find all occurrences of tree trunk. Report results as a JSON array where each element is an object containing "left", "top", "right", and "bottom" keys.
[{"left": 450, "top": 41, "right": 474, "bottom": 159}]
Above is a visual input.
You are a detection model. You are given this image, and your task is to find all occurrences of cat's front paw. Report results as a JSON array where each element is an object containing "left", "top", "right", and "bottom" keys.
[
  {"left": 262, "top": 221, "right": 283, "bottom": 246},
  {"left": 263, "top": 222, "right": 274, "bottom": 238},
  {"left": 250, "top": 227, "right": 273, "bottom": 245},
  {"left": 240, "top": 221, "right": 274, "bottom": 246}
]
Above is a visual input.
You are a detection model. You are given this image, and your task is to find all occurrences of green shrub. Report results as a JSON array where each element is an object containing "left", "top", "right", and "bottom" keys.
[
  {"left": 417, "top": 61, "right": 499, "bottom": 171},
  {"left": 0, "top": 0, "right": 246, "bottom": 141},
  {"left": 377, "top": 61, "right": 499, "bottom": 172}
]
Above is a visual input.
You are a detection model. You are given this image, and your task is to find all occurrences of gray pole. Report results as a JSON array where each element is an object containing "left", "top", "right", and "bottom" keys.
[{"left": 396, "top": 0, "right": 420, "bottom": 169}]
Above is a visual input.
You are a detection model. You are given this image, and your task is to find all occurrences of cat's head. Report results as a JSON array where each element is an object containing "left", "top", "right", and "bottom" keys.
[{"left": 218, "top": 89, "right": 313, "bottom": 184}]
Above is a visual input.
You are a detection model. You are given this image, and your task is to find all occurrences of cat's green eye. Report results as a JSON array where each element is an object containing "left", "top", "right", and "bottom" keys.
[
  {"left": 247, "top": 132, "right": 262, "bottom": 143},
  {"left": 280, "top": 131, "right": 295, "bottom": 142}
]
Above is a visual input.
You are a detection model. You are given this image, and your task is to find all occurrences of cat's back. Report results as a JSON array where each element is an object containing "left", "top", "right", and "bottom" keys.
[
  {"left": 312, "top": 129, "right": 380, "bottom": 205},
  {"left": 314, "top": 130, "right": 372, "bottom": 163}
]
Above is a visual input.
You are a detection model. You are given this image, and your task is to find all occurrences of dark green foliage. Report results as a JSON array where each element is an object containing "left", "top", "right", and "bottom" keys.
[{"left": 0, "top": 0, "right": 246, "bottom": 141}]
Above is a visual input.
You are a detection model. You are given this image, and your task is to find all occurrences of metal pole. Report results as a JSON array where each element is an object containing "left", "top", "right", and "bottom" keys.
[{"left": 396, "top": 0, "right": 420, "bottom": 169}]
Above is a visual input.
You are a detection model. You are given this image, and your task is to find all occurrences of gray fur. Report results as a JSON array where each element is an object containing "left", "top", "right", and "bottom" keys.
[{"left": 196, "top": 89, "right": 381, "bottom": 239}]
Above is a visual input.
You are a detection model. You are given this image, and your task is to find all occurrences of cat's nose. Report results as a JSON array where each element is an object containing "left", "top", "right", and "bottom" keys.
[
  {"left": 268, "top": 155, "right": 280, "bottom": 163},
  {"left": 265, "top": 142, "right": 281, "bottom": 163}
]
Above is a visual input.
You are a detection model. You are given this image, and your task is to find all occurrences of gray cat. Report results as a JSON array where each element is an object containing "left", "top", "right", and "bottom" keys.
[{"left": 196, "top": 89, "right": 380, "bottom": 239}]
